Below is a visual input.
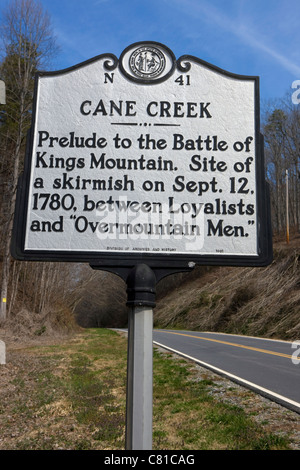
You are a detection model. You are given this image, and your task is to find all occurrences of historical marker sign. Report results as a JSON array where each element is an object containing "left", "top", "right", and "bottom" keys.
[{"left": 12, "top": 41, "right": 272, "bottom": 269}]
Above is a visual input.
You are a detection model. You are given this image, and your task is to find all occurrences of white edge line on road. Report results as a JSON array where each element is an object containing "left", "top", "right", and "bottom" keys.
[{"left": 153, "top": 341, "right": 300, "bottom": 414}]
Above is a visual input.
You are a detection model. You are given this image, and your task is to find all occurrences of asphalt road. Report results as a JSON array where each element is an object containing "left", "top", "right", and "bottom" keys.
[{"left": 152, "top": 330, "right": 300, "bottom": 413}]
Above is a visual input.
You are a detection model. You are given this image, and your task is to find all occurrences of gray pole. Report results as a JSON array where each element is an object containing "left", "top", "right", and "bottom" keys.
[
  {"left": 125, "top": 264, "right": 156, "bottom": 450},
  {"left": 0, "top": 80, "right": 5, "bottom": 104},
  {"left": 126, "top": 305, "right": 153, "bottom": 449}
]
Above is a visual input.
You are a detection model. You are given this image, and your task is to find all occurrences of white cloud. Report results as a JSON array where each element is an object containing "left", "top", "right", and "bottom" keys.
[
  {"left": 238, "top": 25, "right": 300, "bottom": 76},
  {"left": 171, "top": 0, "right": 300, "bottom": 76}
]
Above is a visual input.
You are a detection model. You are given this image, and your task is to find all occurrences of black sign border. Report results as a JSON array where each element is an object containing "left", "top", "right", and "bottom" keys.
[{"left": 11, "top": 42, "right": 273, "bottom": 270}]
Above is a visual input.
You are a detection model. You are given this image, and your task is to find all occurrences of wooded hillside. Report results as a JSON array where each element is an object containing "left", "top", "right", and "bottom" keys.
[{"left": 154, "top": 235, "right": 299, "bottom": 340}]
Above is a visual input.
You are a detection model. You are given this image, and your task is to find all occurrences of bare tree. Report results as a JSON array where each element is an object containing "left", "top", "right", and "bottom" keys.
[
  {"left": 263, "top": 98, "right": 300, "bottom": 236},
  {"left": 0, "top": 0, "right": 58, "bottom": 323}
]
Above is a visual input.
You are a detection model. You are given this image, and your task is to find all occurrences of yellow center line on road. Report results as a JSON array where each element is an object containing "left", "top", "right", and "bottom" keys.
[{"left": 156, "top": 330, "right": 293, "bottom": 359}]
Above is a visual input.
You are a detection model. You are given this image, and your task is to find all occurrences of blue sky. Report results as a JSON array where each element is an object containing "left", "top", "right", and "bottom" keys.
[{"left": 1, "top": 0, "right": 300, "bottom": 105}]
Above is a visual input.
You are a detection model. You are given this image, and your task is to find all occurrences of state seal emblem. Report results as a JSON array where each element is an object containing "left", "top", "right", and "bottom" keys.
[{"left": 129, "top": 46, "right": 166, "bottom": 79}]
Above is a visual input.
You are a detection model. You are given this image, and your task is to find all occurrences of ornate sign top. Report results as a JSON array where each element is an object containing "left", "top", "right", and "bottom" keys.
[{"left": 12, "top": 42, "right": 272, "bottom": 270}]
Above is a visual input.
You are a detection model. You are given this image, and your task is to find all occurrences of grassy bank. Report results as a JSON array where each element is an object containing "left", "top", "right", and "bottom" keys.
[
  {"left": 1, "top": 328, "right": 298, "bottom": 450},
  {"left": 155, "top": 239, "right": 300, "bottom": 340}
]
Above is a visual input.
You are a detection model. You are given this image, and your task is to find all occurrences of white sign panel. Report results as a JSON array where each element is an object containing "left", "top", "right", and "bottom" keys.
[{"left": 12, "top": 42, "right": 272, "bottom": 268}]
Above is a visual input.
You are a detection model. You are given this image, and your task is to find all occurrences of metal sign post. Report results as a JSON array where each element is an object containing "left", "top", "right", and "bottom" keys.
[
  {"left": 126, "top": 304, "right": 153, "bottom": 450},
  {"left": 0, "top": 80, "right": 5, "bottom": 104},
  {"left": 125, "top": 264, "right": 156, "bottom": 450},
  {"left": 92, "top": 264, "right": 192, "bottom": 451}
]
